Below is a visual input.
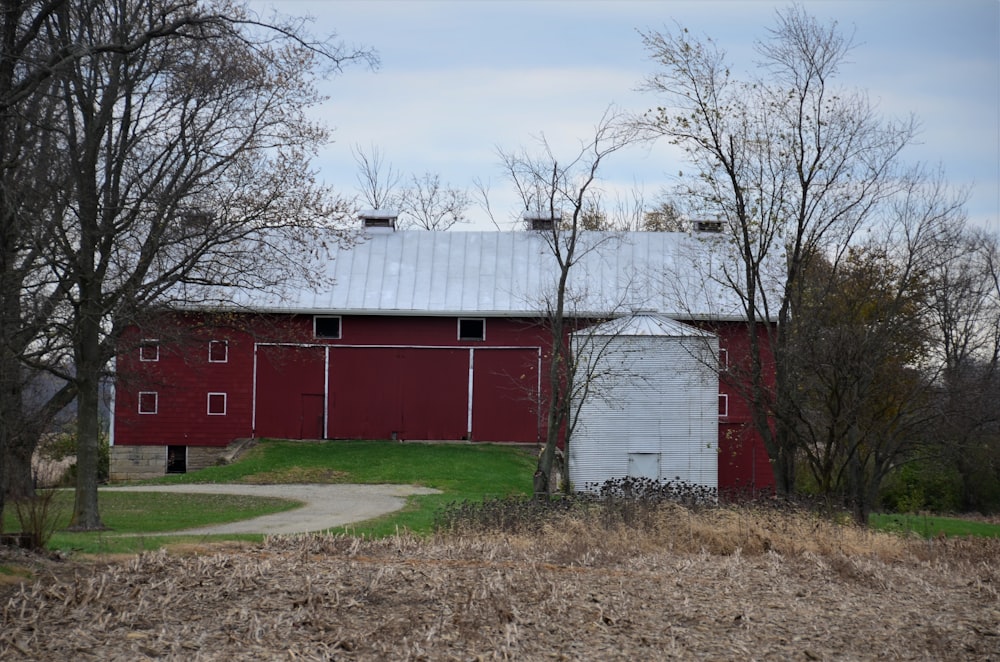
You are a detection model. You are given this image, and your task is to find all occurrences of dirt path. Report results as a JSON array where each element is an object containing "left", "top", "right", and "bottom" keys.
[{"left": 101, "top": 483, "right": 440, "bottom": 534}]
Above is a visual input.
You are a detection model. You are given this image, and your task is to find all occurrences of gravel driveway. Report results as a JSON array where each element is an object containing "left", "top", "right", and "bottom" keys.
[{"left": 101, "top": 483, "right": 440, "bottom": 535}]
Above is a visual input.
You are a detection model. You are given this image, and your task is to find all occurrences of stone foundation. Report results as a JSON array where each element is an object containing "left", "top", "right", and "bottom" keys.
[
  {"left": 110, "top": 441, "right": 249, "bottom": 481},
  {"left": 187, "top": 446, "right": 227, "bottom": 472},
  {"left": 110, "top": 445, "right": 166, "bottom": 481}
]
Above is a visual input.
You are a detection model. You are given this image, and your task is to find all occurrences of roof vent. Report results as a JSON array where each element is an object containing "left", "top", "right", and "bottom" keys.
[
  {"left": 694, "top": 219, "right": 724, "bottom": 233},
  {"left": 523, "top": 211, "right": 561, "bottom": 232},
  {"left": 360, "top": 209, "right": 398, "bottom": 230}
]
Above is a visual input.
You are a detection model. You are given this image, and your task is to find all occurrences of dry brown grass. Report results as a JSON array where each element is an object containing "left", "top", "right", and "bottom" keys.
[
  {"left": 236, "top": 467, "right": 348, "bottom": 484},
  {"left": 1, "top": 505, "right": 998, "bottom": 661}
]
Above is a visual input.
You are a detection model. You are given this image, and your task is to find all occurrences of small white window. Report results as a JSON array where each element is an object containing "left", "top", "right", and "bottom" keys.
[
  {"left": 139, "top": 340, "right": 159, "bottom": 362},
  {"left": 314, "top": 316, "right": 342, "bottom": 339},
  {"left": 719, "top": 348, "right": 729, "bottom": 371},
  {"left": 718, "top": 393, "right": 729, "bottom": 418},
  {"left": 208, "top": 340, "right": 228, "bottom": 363},
  {"left": 138, "top": 391, "right": 158, "bottom": 414},
  {"left": 207, "top": 392, "right": 227, "bottom": 415},
  {"left": 458, "top": 318, "right": 485, "bottom": 341}
]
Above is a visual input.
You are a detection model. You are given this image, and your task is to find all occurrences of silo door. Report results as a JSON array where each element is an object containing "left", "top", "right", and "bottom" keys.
[{"left": 628, "top": 452, "right": 660, "bottom": 479}]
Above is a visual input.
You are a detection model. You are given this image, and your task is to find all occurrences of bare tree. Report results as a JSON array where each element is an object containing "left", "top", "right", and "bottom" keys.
[
  {"left": 2, "top": 0, "right": 374, "bottom": 529},
  {"left": 0, "top": 0, "right": 186, "bottom": 520},
  {"left": 0, "top": 16, "right": 77, "bottom": 507},
  {"left": 925, "top": 227, "right": 1000, "bottom": 511},
  {"left": 352, "top": 143, "right": 400, "bottom": 211},
  {"left": 396, "top": 172, "right": 470, "bottom": 231},
  {"left": 635, "top": 6, "right": 950, "bottom": 496},
  {"left": 498, "top": 110, "right": 639, "bottom": 496}
]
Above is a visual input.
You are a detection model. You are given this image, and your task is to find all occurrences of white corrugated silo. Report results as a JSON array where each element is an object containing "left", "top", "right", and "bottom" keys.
[{"left": 569, "top": 312, "right": 719, "bottom": 492}]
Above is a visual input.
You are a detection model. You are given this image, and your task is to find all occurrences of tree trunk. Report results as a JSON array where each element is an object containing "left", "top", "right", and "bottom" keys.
[
  {"left": 68, "top": 307, "right": 105, "bottom": 530},
  {"left": 0, "top": 348, "right": 36, "bottom": 502},
  {"left": 3, "top": 428, "right": 35, "bottom": 499}
]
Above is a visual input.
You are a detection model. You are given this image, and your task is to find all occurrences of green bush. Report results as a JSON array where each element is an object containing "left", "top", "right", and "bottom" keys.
[{"left": 879, "top": 460, "right": 962, "bottom": 513}]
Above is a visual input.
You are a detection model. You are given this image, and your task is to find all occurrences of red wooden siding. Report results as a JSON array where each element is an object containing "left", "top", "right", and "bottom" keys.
[
  {"left": 114, "top": 315, "right": 552, "bottom": 446},
  {"left": 718, "top": 421, "right": 773, "bottom": 495},
  {"left": 710, "top": 321, "right": 777, "bottom": 493},
  {"left": 254, "top": 345, "right": 326, "bottom": 440},
  {"left": 471, "top": 348, "right": 540, "bottom": 442},
  {"left": 113, "top": 312, "right": 776, "bottom": 494},
  {"left": 252, "top": 344, "right": 542, "bottom": 442},
  {"left": 327, "top": 347, "right": 469, "bottom": 440},
  {"left": 114, "top": 325, "right": 254, "bottom": 446}
]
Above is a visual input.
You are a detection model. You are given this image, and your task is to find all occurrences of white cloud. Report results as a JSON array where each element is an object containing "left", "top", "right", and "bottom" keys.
[{"left": 254, "top": 0, "right": 999, "bottom": 232}]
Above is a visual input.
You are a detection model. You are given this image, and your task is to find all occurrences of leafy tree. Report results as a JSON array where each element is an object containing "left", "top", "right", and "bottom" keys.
[
  {"left": 792, "top": 243, "right": 936, "bottom": 523},
  {"left": 641, "top": 201, "right": 685, "bottom": 232}
]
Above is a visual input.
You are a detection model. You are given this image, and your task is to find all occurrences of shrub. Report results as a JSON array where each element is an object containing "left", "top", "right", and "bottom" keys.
[
  {"left": 880, "top": 461, "right": 963, "bottom": 513},
  {"left": 39, "top": 424, "right": 110, "bottom": 486},
  {"left": 433, "top": 478, "right": 911, "bottom": 560},
  {"left": 10, "top": 489, "right": 64, "bottom": 550},
  {"left": 434, "top": 477, "right": 719, "bottom": 534}
]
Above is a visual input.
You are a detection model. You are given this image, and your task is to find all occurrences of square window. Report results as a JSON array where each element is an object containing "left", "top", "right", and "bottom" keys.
[
  {"left": 458, "top": 318, "right": 485, "bottom": 341},
  {"left": 718, "top": 393, "right": 729, "bottom": 418},
  {"left": 138, "top": 391, "right": 158, "bottom": 414},
  {"left": 209, "top": 340, "right": 228, "bottom": 363},
  {"left": 139, "top": 340, "right": 159, "bottom": 362},
  {"left": 207, "top": 392, "right": 227, "bottom": 415},
  {"left": 314, "top": 316, "right": 341, "bottom": 339}
]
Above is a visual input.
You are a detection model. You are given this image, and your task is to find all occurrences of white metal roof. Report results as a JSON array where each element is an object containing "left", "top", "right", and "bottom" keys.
[{"left": 216, "top": 229, "right": 749, "bottom": 320}]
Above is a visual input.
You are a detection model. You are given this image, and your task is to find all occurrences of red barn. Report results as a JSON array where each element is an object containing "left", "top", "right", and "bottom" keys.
[{"left": 110, "top": 217, "right": 775, "bottom": 494}]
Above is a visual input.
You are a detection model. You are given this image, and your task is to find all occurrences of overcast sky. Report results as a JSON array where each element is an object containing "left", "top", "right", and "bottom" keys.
[{"left": 249, "top": 0, "right": 999, "bottom": 233}]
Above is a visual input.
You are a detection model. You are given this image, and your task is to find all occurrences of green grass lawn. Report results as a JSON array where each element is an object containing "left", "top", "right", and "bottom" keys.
[
  {"left": 141, "top": 439, "right": 537, "bottom": 537},
  {"left": 2, "top": 490, "right": 302, "bottom": 554},
  {"left": 870, "top": 512, "right": 1000, "bottom": 538},
  {"left": 11, "top": 439, "right": 995, "bottom": 557},
  {"left": 4, "top": 440, "right": 537, "bottom": 554},
  {"left": 148, "top": 439, "right": 536, "bottom": 496}
]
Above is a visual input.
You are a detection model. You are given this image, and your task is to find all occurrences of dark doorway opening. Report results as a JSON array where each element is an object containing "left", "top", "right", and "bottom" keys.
[{"left": 166, "top": 445, "right": 187, "bottom": 473}]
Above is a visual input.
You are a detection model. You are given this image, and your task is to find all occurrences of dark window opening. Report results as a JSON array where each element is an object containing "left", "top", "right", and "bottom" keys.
[
  {"left": 314, "top": 316, "right": 342, "bottom": 339},
  {"left": 207, "top": 392, "right": 227, "bottom": 415},
  {"left": 209, "top": 340, "right": 228, "bottom": 363},
  {"left": 166, "top": 445, "right": 187, "bottom": 474},
  {"left": 138, "top": 391, "right": 158, "bottom": 414},
  {"left": 458, "top": 318, "right": 485, "bottom": 341},
  {"left": 139, "top": 340, "right": 159, "bottom": 362}
]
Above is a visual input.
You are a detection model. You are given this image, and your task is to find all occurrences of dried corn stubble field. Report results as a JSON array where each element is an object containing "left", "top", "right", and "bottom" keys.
[{"left": 2, "top": 506, "right": 999, "bottom": 661}]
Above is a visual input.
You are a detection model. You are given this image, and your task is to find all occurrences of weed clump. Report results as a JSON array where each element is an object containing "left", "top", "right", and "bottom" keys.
[
  {"left": 433, "top": 478, "right": 915, "bottom": 560},
  {"left": 433, "top": 477, "right": 719, "bottom": 535}
]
